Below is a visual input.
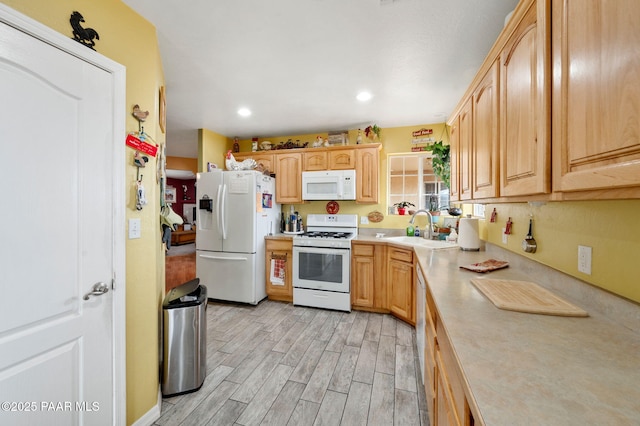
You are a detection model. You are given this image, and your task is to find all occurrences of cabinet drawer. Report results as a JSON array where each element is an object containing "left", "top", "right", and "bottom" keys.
[
  {"left": 352, "top": 243, "right": 375, "bottom": 257},
  {"left": 266, "top": 239, "right": 292, "bottom": 252},
  {"left": 388, "top": 247, "right": 413, "bottom": 263}
]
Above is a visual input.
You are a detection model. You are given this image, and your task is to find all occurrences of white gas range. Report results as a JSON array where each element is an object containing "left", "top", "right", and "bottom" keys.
[{"left": 292, "top": 214, "right": 358, "bottom": 312}]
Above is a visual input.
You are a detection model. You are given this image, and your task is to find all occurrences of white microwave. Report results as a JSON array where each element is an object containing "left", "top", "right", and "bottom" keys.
[{"left": 302, "top": 170, "right": 356, "bottom": 200}]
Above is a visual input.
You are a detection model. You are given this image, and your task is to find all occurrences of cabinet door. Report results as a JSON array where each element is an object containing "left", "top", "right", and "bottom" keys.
[
  {"left": 552, "top": 0, "right": 640, "bottom": 195},
  {"left": 329, "top": 149, "right": 355, "bottom": 169},
  {"left": 234, "top": 153, "right": 274, "bottom": 173},
  {"left": 458, "top": 98, "right": 473, "bottom": 201},
  {"left": 275, "top": 153, "right": 302, "bottom": 203},
  {"left": 303, "top": 151, "right": 327, "bottom": 171},
  {"left": 265, "top": 240, "right": 292, "bottom": 302},
  {"left": 499, "top": 0, "right": 550, "bottom": 197},
  {"left": 351, "top": 252, "right": 375, "bottom": 308},
  {"left": 355, "top": 147, "right": 379, "bottom": 203},
  {"left": 388, "top": 259, "right": 414, "bottom": 324},
  {"left": 472, "top": 60, "right": 500, "bottom": 199}
]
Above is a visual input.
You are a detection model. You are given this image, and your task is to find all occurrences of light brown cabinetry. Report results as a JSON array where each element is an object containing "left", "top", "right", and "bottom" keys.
[
  {"left": 387, "top": 246, "right": 415, "bottom": 325},
  {"left": 350, "top": 241, "right": 387, "bottom": 312},
  {"left": 419, "top": 265, "right": 474, "bottom": 426},
  {"left": 499, "top": 0, "right": 550, "bottom": 197},
  {"left": 329, "top": 149, "right": 355, "bottom": 170},
  {"left": 472, "top": 60, "right": 500, "bottom": 199},
  {"left": 233, "top": 152, "right": 274, "bottom": 173},
  {"left": 265, "top": 239, "right": 293, "bottom": 302},
  {"left": 303, "top": 151, "right": 327, "bottom": 171},
  {"left": 448, "top": 0, "right": 551, "bottom": 202},
  {"left": 457, "top": 98, "right": 473, "bottom": 201},
  {"left": 551, "top": 0, "right": 640, "bottom": 197},
  {"left": 275, "top": 152, "right": 303, "bottom": 203},
  {"left": 355, "top": 146, "right": 380, "bottom": 203},
  {"left": 235, "top": 144, "right": 380, "bottom": 203}
]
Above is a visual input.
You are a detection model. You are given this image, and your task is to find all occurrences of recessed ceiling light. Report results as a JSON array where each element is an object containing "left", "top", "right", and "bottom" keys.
[
  {"left": 356, "top": 91, "right": 373, "bottom": 102},
  {"left": 237, "top": 107, "right": 251, "bottom": 117}
]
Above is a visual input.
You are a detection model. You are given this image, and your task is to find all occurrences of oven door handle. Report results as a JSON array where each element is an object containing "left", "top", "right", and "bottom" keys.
[{"left": 293, "top": 245, "right": 349, "bottom": 255}]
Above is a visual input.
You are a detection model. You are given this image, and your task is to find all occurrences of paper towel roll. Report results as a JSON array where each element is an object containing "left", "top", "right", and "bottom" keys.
[{"left": 458, "top": 217, "right": 481, "bottom": 251}]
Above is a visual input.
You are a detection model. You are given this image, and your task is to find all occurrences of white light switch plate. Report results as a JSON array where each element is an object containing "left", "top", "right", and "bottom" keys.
[
  {"left": 502, "top": 228, "right": 508, "bottom": 244},
  {"left": 129, "top": 218, "right": 141, "bottom": 239},
  {"left": 360, "top": 216, "right": 369, "bottom": 225}
]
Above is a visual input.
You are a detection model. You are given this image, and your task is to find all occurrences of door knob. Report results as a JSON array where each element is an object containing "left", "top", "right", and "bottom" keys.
[{"left": 83, "top": 282, "right": 110, "bottom": 300}]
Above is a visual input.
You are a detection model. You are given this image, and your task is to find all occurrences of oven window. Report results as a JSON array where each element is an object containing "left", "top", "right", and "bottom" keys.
[{"left": 298, "top": 252, "right": 343, "bottom": 283}]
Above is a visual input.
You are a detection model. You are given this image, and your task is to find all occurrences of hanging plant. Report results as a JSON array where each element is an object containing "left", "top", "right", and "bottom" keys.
[{"left": 425, "top": 140, "right": 450, "bottom": 189}]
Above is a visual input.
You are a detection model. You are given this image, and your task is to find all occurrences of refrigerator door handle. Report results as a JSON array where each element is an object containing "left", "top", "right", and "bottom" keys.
[
  {"left": 220, "top": 183, "right": 228, "bottom": 240},
  {"left": 216, "top": 184, "right": 223, "bottom": 237},
  {"left": 198, "top": 254, "right": 248, "bottom": 261}
]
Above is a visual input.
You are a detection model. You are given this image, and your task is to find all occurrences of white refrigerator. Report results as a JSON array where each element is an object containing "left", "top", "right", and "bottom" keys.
[{"left": 196, "top": 170, "right": 279, "bottom": 304}]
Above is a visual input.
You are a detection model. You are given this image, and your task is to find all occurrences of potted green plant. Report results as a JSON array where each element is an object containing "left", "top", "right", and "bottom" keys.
[
  {"left": 393, "top": 201, "right": 415, "bottom": 215},
  {"left": 424, "top": 140, "right": 450, "bottom": 189}
]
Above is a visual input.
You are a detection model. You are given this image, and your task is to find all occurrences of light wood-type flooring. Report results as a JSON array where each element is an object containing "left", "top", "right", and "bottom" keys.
[{"left": 155, "top": 299, "right": 429, "bottom": 425}]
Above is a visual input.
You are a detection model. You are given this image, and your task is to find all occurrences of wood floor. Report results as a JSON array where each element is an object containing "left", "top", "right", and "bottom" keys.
[{"left": 155, "top": 299, "right": 429, "bottom": 426}]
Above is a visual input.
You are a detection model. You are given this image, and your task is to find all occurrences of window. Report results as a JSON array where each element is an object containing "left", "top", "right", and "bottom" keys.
[{"left": 388, "top": 153, "right": 449, "bottom": 214}]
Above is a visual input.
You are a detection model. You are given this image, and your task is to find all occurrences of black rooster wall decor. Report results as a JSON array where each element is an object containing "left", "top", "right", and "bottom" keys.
[{"left": 70, "top": 11, "right": 100, "bottom": 50}]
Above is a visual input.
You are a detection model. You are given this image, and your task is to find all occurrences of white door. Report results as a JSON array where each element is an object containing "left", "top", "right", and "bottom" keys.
[{"left": 0, "top": 7, "right": 125, "bottom": 425}]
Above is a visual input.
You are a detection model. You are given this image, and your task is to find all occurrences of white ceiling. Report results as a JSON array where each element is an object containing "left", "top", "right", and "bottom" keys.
[{"left": 122, "top": 0, "right": 519, "bottom": 158}]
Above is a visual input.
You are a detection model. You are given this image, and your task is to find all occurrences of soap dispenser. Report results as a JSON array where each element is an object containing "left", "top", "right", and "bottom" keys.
[{"left": 414, "top": 226, "right": 420, "bottom": 237}]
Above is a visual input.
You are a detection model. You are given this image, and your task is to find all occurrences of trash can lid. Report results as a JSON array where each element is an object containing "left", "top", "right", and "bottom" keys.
[{"left": 163, "top": 278, "right": 201, "bottom": 307}]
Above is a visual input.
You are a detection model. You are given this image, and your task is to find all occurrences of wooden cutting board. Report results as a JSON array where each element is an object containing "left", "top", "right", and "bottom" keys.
[{"left": 470, "top": 278, "right": 588, "bottom": 317}]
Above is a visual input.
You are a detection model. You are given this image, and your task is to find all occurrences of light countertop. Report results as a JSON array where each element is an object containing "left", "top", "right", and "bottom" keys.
[{"left": 410, "top": 243, "right": 640, "bottom": 425}]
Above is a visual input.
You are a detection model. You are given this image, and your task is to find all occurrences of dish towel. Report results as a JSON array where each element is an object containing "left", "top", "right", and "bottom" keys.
[{"left": 270, "top": 258, "right": 286, "bottom": 285}]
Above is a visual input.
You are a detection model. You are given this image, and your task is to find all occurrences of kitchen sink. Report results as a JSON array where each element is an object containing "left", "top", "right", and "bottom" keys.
[{"left": 384, "top": 236, "right": 459, "bottom": 250}]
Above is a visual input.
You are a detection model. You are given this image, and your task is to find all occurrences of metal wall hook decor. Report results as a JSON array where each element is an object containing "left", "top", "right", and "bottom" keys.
[{"left": 70, "top": 11, "right": 100, "bottom": 51}]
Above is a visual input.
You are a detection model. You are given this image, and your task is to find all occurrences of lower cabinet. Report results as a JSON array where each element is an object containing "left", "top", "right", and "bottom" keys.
[
  {"left": 387, "top": 246, "right": 415, "bottom": 325},
  {"left": 420, "top": 266, "right": 475, "bottom": 426},
  {"left": 265, "top": 239, "right": 293, "bottom": 302},
  {"left": 351, "top": 241, "right": 387, "bottom": 311}
]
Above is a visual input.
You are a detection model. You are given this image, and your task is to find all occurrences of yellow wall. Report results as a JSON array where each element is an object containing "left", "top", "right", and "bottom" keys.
[
  {"left": 2, "top": 1, "right": 166, "bottom": 423},
  {"left": 484, "top": 200, "right": 640, "bottom": 302},
  {"left": 198, "top": 128, "right": 231, "bottom": 172}
]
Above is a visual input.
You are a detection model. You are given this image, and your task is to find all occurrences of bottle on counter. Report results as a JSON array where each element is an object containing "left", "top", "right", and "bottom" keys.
[
  {"left": 406, "top": 224, "right": 414, "bottom": 236},
  {"left": 414, "top": 226, "right": 420, "bottom": 237}
]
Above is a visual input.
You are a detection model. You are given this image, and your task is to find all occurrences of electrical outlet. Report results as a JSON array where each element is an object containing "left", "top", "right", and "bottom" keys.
[
  {"left": 578, "top": 245, "right": 592, "bottom": 275},
  {"left": 502, "top": 228, "right": 508, "bottom": 244},
  {"left": 129, "top": 218, "right": 141, "bottom": 239},
  {"left": 360, "top": 216, "right": 369, "bottom": 225}
]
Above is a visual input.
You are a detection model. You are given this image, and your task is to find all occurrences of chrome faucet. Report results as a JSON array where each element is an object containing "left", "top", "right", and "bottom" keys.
[{"left": 409, "top": 209, "right": 435, "bottom": 239}]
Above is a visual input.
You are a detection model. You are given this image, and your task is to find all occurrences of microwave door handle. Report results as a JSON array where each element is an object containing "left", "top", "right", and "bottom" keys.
[{"left": 337, "top": 178, "right": 343, "bottom": 199}]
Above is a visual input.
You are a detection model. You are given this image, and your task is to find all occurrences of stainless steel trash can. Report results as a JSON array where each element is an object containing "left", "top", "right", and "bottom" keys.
[{"left": 162, "top": 278, "right": 207, "bottom": 397}]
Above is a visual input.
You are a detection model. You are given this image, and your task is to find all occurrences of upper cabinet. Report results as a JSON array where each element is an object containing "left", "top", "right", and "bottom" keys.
[
  {"left": 473, "top": 60, "right": 500, "bottom": 199},
  {"left": 355, "top": 146, "right": 380, "bottom": 203},
  {"left": 499, "top": 0, "right": 550, "bottom": 197},
  {"left": 551, "top": 0, "right": 640, "bottom": 197},
  {"left": 450, "top": 0, "right": 640, "bottom": 202},
  {"left": 235, "top": 144, "right": 380, "bottom": 204},
  {"left": 275, "top": 152, "right": 303, "bottom": 204}
]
